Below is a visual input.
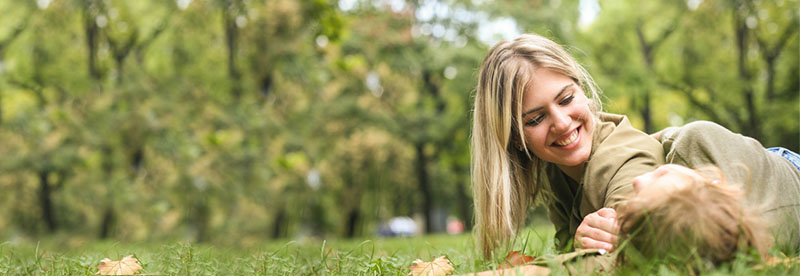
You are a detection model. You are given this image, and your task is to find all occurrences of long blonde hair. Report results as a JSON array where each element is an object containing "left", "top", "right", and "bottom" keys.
[
  {"left": 617, "top": 166, "right": 771, "bottom": 267},
  {"left": 472, "top": 34, "right": 602, "bottom": 258}
]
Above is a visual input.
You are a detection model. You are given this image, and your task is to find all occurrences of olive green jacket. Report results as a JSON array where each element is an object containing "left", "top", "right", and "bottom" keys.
[
  {"left": 546, "top": 113, "right": 665, "bottom": 251},
  {"left": 658, "top": 121, "right": 800, "bottom": 253}
]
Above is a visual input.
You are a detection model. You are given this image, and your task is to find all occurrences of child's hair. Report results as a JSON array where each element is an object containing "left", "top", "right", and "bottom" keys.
[{"left": 616, "top": 166, "right": 771, "bottom": 268}]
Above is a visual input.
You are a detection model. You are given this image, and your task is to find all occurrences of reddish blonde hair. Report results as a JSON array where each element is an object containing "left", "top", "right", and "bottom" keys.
[{"left": 617, "top": 167, "right": 771, "bottom": 267}]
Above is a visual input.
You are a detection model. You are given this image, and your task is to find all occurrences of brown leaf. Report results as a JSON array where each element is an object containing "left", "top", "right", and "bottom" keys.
[
  {"left": 96, "top": 255, "right": 143, "bottom": 275},
  {"left": 408, "top": 256, "right": 455, "bottom": 276},
  {"left": 457, "top": 264, "right": 551, "bottom": 276},
  {"left": 754, "top": 256, "right": 800, "bottom": 270},
  {"left": 498, "top": 250, "right": 535, "bottom": 269}
]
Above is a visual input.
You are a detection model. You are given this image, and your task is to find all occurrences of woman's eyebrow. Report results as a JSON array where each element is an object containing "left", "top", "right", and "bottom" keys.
[{"left": 522, "top": 83, "right": 574, "bottom": 117}]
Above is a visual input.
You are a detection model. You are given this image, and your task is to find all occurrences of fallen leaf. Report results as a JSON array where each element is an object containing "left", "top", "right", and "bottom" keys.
[
  {"left": 96, "top": 255, "right": 143, "bottom": 275},
  {"left": 457, "top": 264, "right": 551, "bottom": 276},
  {"left": 408, "top": 256, "right": 454, "bottom": 276},
  {"left": 498, "top": 250, "right": 535, "bottom": 269},
  {"left": 765, "top": 256, "right": 800, "bottom": 266},
  {"left": 460, "top": 249, "right": 610, "bottom": 276},
  {"left": 754, "top": 255, "right": 800, "bottom": 270}
]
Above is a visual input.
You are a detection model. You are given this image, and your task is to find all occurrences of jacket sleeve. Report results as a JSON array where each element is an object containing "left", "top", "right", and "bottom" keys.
[
  {"left": 545, "top": 165, "right": 576, "bottom": 252},
  {"left": 547, "top": 199, "right": 574, "bottom": 252},
  {"left": 603, "top": 152, "right": 660, "bottom": 208},
  {"left": 582, "top": 130, "right": 664, "bottom": 214}
]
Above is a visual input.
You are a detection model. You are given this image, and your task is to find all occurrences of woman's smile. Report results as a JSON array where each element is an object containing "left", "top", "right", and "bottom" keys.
[{"left": 553, "top": 126, "right": 581, "bottom": 147}]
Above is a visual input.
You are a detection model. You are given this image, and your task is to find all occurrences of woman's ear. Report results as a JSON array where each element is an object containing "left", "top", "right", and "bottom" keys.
[
  {"left": 509, "top": 140, "right": 524, "bottom": 152},
  {"left": 511, "top": 134, "right": 527, "bottom": 152}
]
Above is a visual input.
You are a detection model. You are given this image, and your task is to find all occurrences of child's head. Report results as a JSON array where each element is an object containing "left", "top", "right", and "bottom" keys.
[{"left": 617, "top": 165, "right": 770, "bottom": 267}]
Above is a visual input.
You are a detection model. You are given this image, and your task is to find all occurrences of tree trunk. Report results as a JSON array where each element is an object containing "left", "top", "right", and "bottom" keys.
[
  {"left": 260, "top": 72, "right": 273, "bottom": 97},
  {"left": 764, "top": 58, "right": 776, "bottom": 101},
  {"left": 115, "top": 58, "right": 124, "bottom": 85},
  {"left": 733, "top": 6, "right": 760, "bottom": 140},
  {"left": 223, "top": 7, "right": 242, "bottom": 99},
  {"left": 345, "top": 208, "right": 360, "bottom": 238},
  {"left": 99, "top": 146, "right": 116, "bottom": 239},
  {"left": 193, "top": 200, "right": 209, "bottom": 243},
  {"left": 271, "top": 206, "right": 285, "bottom": 239},
  {"left": 99, "top": 207, "right": 115, "bottom": 238},
  {"left": 641, "top": 92, "right": 652, "bottom": 133},
  {"left": 130, "top": 147, "right": 144, "bottom": 174},
  {"left": 82, "top": 0, "right": 101, "bottom": 81},
  {"left": 456, "top": 179, "right": 472, "bottom": 230},
  {"left": 415, "top": 142, "right": 434, "bottom": 233},
  {"left": 38, "top": 169, "right": 57, "bottom": 232},
  {"left": 423, "top": 70, "right": 445, "bottom": 112}
]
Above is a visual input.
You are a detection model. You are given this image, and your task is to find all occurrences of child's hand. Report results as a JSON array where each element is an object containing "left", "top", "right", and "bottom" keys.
[{"left": 574, "top": 208, "right": 619, "bottom": 252}]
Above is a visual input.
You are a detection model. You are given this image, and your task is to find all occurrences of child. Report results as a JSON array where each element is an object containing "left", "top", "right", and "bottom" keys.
[
  {"left": 655, "top": 121, "right": 800, "bottom": 253},
  {"left": 617, "top": 164, "right": 771, "bottom": 267}
]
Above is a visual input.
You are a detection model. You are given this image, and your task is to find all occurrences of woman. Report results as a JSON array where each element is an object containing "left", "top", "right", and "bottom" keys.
[{"left": 471, "top": 33, "right": 664, "bottom": 257}]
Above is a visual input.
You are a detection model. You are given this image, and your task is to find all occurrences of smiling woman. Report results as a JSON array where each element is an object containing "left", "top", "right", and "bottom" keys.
[{"left": 471, "top": 33, "right": 665, "bottom": 258}]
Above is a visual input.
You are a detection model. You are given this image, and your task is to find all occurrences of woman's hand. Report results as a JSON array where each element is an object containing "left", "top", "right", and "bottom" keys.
[{"left": 574, "top": 208, "right": 619, "bottom": 252}]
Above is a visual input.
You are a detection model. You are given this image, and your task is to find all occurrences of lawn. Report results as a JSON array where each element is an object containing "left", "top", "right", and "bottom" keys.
[
  {"left": 0, "top": 233, "right": 506, "bottom": 275},
  {"left": 1, "top": 224, "right": 799, "bottom": 275}
]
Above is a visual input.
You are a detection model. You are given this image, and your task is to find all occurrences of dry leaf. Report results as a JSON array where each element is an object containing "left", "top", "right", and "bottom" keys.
[
  {"left": 457, "top": 264, "right": 551, "bottom": 276},
  {"left": 754, "top": 256, "right": 800, "bottom": 270},
  {"left": 498, "top": 250, "right": 535, "bottom": 269},
  {"left": 460, "top": 249, "right": 609, "bottom": 276},
  {"left": 408, "top": 256, "right": 455, "bottom": 276},
  {"left": 96, "top": 255, "right": 143, "bottom": 275},
  {"left": 764, "top": 256, "right": 800, "bottom": 266}
]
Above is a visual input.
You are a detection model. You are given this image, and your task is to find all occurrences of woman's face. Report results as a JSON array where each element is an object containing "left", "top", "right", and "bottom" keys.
[
  {"left": 632, "top": 164, "right": 704, "bottom": 198},
  {"left": 521, "top": 68, "right": 594, "bottom": 168}
]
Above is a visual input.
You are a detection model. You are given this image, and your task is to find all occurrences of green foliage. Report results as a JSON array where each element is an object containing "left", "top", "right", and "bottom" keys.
[
  {"left": 0, "top": 0, "right": 796, "bottom": 247},
  {"left": 583, "top": 0, "right": 799, "bottom": 146}
]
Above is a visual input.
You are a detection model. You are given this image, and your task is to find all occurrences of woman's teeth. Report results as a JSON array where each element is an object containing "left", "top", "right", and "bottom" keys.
[{"left": 554, "top": 129, "right": 578, "bottom": 146}]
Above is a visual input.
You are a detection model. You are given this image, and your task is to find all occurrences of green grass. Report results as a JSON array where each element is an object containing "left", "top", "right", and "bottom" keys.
[
  {"left": 1, "top": 224, "right": 799, "bottom": 275},
  {"left": 0, "top": 233, "right": 506, "bottom": 275}
]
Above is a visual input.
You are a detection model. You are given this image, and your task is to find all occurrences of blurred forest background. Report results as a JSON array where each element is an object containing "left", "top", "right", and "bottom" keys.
[{"left": 0, "top": 0, "right": 796, "bottom": 246}]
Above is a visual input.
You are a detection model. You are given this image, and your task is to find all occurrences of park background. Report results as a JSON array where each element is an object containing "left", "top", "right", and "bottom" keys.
[{"left": 0, "top": 0, "right": 797, "bottom": 254}]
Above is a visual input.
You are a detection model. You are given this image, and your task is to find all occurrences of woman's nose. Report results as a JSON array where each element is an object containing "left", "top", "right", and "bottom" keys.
[{"left": 550, "top": 108, "right": 571, "bottom": 132}]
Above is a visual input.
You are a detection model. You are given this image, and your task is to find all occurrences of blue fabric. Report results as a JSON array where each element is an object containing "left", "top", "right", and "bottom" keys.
[{"left": 767, "top": 147, "right": 800, "bottom": 171}]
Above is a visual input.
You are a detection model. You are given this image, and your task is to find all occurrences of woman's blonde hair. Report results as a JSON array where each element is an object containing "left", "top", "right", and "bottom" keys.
[
  {"left": 472, "top": 34, "right": 602, "bottom": 258},
  {"left": 617, "top": 166, "right": 771, "bottom": 268}
]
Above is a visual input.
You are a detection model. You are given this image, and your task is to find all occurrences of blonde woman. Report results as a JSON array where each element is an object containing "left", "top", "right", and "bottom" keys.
[{"left": 471, "top": 33, "right": 664, "bottom": 257}]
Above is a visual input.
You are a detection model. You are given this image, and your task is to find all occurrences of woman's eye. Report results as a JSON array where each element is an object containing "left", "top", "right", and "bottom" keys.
[
  {"left": 559, "top": 95, "right": 574, "bottom": 105},
  {"left": 526, "top": 115, "right": 544, "bottom": 126}
]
